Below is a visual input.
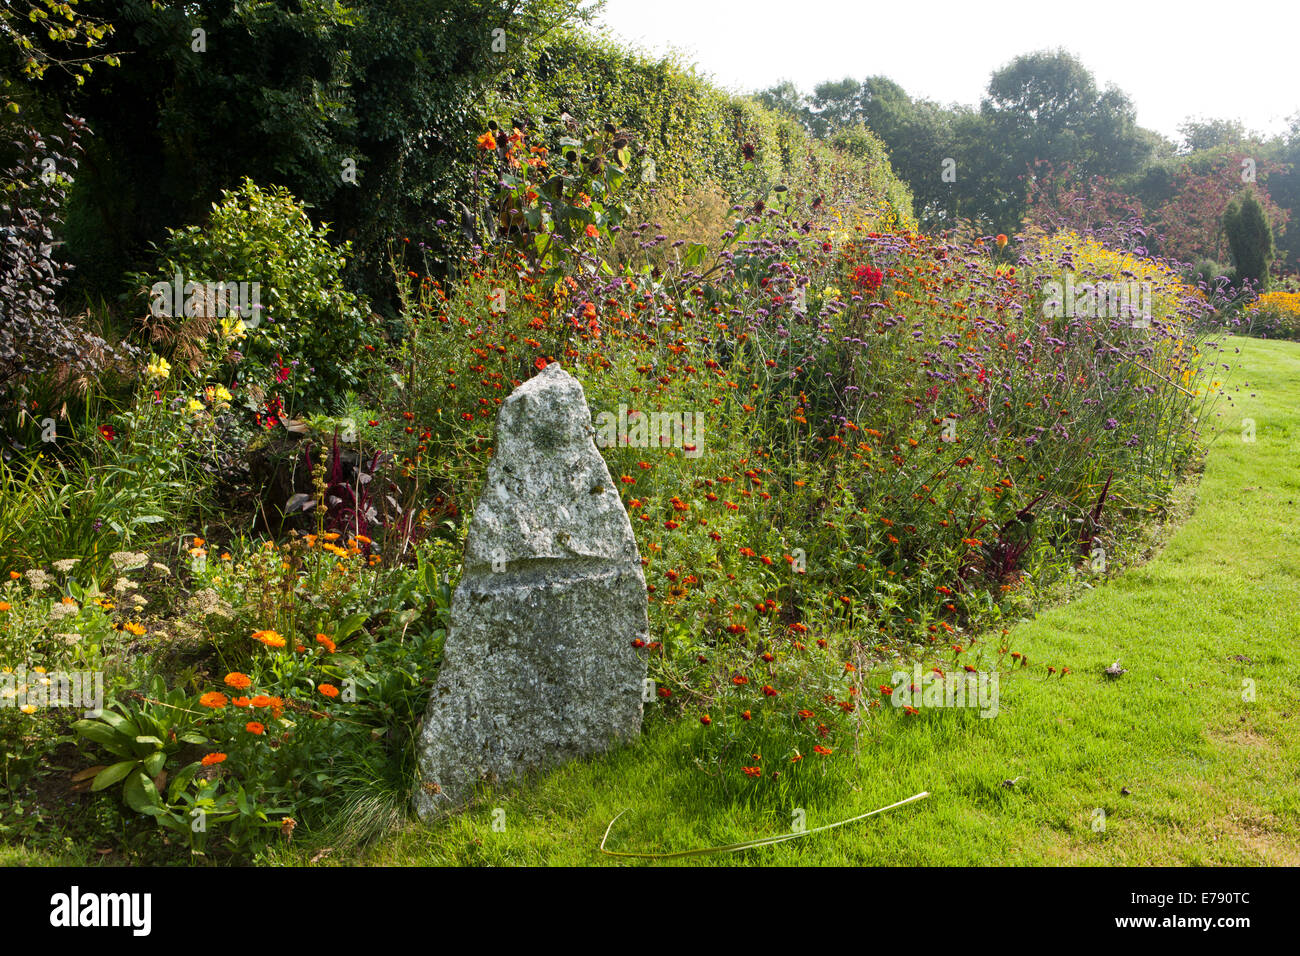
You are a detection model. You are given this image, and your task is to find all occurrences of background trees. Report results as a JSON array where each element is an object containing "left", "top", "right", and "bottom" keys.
[{"left": 756, "top": 52, "right": 1297, "bottom": 283}]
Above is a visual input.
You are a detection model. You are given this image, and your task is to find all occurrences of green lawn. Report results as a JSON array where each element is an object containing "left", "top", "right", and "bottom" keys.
[{"left": 262, "top": 334, "right": 1300, "bottom": 867}]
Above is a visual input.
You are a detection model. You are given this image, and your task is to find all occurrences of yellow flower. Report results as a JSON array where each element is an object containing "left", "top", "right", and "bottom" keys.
[
  {"left": 219, "top": 316, "right": 247, "bottom": 342},
  {"left": 146, "top": 355, "right": 171, "bottom": 381},
  {"left": 19, "top": 704, "right": 37, "bottom": 715}
]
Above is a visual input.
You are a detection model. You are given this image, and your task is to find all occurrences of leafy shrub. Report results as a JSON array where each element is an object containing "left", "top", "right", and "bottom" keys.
[
  {"left": 1223, "top": 189, "right": 1276, "bottom": 292},
  {"left": 0, "top": 116, "right": 128, "bottom": 420},
  {"left": 135, "top": 178, "right": 377, "bottom": 418}
]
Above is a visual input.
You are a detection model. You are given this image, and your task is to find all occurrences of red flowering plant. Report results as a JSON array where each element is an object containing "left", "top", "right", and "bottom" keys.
[
  {"left": 364, "top": 119, "right": 1220, "bottom": 783},
  {"left": 463, "top": 117, "right": 647, "bottom": 282}
]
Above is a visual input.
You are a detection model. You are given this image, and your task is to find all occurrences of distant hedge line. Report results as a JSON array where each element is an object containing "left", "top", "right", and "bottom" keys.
[{"left": 495, "top": 31, "right": 916, "bottom": 228}]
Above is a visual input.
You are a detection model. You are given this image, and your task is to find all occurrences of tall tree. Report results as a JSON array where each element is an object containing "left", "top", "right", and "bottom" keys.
[
  {"left": 809, "top": 77, "right": 862, "bottom": 137},
  {"left": 753, "top": 80, "right": 812, "bottom": 130},
  {"left": 979, "top": 50, "right": 1152, "bottom": 232},
  {"left": 1178, "top": 117, "right": 1250, "bottom": 153}
]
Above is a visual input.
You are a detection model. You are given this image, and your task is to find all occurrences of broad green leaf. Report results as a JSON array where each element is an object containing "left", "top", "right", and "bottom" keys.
[
  {"left": 123, "top": 770, "right": 163, "bottom": 816},
  {"left": 73, "top": 721, "right": 135, "bottom": 759},
  {"left": 91, "top": 760, "right": 138, "bottom": 792}
]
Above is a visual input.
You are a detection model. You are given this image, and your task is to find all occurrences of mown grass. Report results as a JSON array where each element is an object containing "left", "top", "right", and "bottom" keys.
[{"left": 258, "top": 334, "right": 1300, "bottom": 867}]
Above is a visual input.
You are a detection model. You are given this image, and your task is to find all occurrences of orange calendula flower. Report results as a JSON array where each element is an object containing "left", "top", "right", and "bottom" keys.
[
  {"left": 232, "top": 696, "right": 251, "bottom": 708},
  {"left": 199, "top": 691, "right": 228, "bottom": 709},
  {"left": 584, "top": 224, "right": 600, "bottom": 239},
  {"left": 0, "top": 602, "right": 10, "bottom": 612},
  {"left": 245, "top": 722, "right": 265, "bottom": 735},
  {"left": 315, "top": 633, "right": 336, "bottom": 654},
  {"left": 252, "top": 629, "right": 286, "bottom": 648},
  {"left": 201, "top": 752, "right": 227, "bottom": 766},
  {"left": 318, "top": 684, "right": 340, "bottom": 699},
  {"left": 224, "top": 672, "right": 252, "bottom": 690}
]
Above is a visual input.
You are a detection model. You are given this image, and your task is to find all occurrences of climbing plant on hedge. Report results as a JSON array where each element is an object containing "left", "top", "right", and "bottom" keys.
[{"left": 495, "top": 30, "right": 915, "bottom": 231}]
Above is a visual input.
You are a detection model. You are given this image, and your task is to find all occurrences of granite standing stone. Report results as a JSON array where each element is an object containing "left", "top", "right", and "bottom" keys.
[{"left": 414, "top": 363, "right": 649, "bottom": 817}]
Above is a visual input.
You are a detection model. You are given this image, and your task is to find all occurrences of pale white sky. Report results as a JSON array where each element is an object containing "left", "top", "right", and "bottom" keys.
[{"left": 589, "top": 0, "right": 1299, "bottom": 144}]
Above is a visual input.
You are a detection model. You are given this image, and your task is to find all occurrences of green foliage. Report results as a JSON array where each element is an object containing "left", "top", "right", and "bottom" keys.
[
  {"left": 57, "top": 0, "right": 586, "bottom": 303},
  {"left": 1186, "top": 258, "right": 1236, "bottom": 298},
  {"left": 1223, "top": 189, "right": 1276, "bottom": 291},
  {"left": 0, "top": 0, "right": 117, "bottom": 112},
  {"left": 499, "top": 30, "right": 916, "bottom": 230},
  {"left": 470, "top": 119, "right": 645, "bottom": 278},
  {"left": 140, "top": 178, "right": 373, "bottom": 417}
]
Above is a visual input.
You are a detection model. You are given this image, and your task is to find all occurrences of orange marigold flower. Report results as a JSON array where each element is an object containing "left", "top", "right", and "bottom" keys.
[
  {"left": 224, "top": 672, "right": 252, "bottom": 690},
  {"left": 201, "top": 752, "right": 227, "bottom": 766},
  {"left": 199, "top": 691, "right": 228, "bottom": 709},
  {"left": 315, "top": 633, "right": 337, "bottom": 653},
  {"left": 318, "top": 683, "right": 340, "bottom": 699},
  {"left": 250, "top": 694, "right": 274, "bottom": 708},
  {"left": 232, "top": 696, "right": 251, "bottom": 708},
  {"left": 245, "top": 722, "right": 265, "bottom": 735}
]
